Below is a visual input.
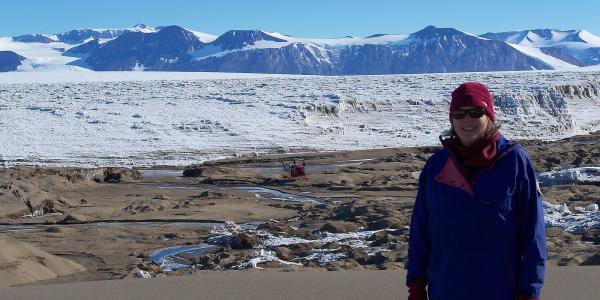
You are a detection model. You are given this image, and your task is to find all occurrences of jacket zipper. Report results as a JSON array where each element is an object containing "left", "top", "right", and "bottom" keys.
[{"left": 441, "top": 142, "right": 520, "bottom": 198}]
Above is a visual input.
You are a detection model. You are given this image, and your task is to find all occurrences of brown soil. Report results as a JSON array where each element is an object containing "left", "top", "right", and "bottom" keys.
[{"left": 1, "top": 131, "right": 598, "bottom": 286}]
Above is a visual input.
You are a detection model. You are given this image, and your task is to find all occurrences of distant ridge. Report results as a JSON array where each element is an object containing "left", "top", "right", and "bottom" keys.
[{"left": 3, "top": 25, "right": 600, "bottom": 74}]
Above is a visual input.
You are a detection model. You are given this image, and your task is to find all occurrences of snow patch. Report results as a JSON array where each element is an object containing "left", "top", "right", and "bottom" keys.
[
  {"left": 544, "top": 201, "right": 600, "bottom": 233},
  {"left": 538, "top": 167, "right": 600, "bottom": 187},
  {"left": 509, "top": 43, "right": 579, "bottom": 69}
]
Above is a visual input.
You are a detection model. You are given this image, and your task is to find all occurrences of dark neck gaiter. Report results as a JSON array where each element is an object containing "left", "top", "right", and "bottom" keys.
[{"left": 448, "top": 132, "right": 500, "bottom": 180}]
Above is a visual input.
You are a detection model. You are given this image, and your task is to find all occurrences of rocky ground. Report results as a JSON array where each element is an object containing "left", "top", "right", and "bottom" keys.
[{"left": 0, "top": 132, "right": 598, "bottom": 286}]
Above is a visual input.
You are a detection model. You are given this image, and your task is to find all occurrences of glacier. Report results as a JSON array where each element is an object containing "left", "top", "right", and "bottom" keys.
[{"left": 0, "top": 70, "right": 598, "bottom": 167}]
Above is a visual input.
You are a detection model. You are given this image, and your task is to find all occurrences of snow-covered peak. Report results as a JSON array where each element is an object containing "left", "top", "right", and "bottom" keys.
[
  {"left": 578, "top": 30, "right": 600, "bottom": 47},
  {"left": 266, "top": 32, "right": 409, "bottom": 47},
  {"left": 481, "top": 29, "right": 600, "bottom": 67},
  {"left": 12, "top": 34, "right": 59, "bottom": 43},
  {"left": 128, "top": 24, "right": 156, "bottom": 33},
  {"left": 411, "top": 25, "right": 468, "bottom": 39},
  {"left": 508, "top": 43, "right": 579, "bottom": 70},
  {"left": 484, "top": 29, "right": 599, "bottom": 49},
  {"left": 188, "top": 30, "right": 218, "bottom": 43},
  {"left": 519, "top": 29, "right": 577, "bottom": 47},
  {"left": 210, "top": 30, "right": 287, "bottom": 50}
]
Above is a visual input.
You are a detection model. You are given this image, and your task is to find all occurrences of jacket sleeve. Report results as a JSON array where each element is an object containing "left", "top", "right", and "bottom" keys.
[
  {"left": 406, "top": 160, "right": 432, "bottom": 285},
  {"left": 516, "top": 151, "right": 547, "bottom": 297}
]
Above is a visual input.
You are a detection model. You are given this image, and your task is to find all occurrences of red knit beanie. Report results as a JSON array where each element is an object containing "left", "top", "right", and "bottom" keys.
[{"left": 450, "top": 82, "right": 495, "bottom": 122}]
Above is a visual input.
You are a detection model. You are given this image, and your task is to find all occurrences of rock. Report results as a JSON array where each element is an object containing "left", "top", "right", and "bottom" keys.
[
  {"left": 368, "top": 232, "right": 399, "bottom": 246},
  {"left": 40, "top": 199, "right": 62, "bottom": 214},
  {"left": 581, "top": 230, "right": 600, "bottom": 244},
  {"left": 582, "top": 252, "right": 600, "bottom": 266},
  {"left": 382, "top": 262, "right": 405, "bottom": 270},
  {"left": 367, "top": 251, "right": 391, "bottom": 265},
  {"left": 56, "top": 214, "right": 85, "bottom": 224},
  {"left": 163, "top": 233, "right": 178, "bottom": 239},
  {"left": 389, "top": 243, "right": 409, "bottom": 257},
  {"left": 257, "top": 222, "right": 295, "bottom": 234},
  {"left": 123, "top": 198, "right": 170, "bottom": 213},
  {"left": 367, "top": 217, "right": 405, "bottom": 230},
  {"left": 274, "top": 247, "right": 294, "bottom": 261},
  {"left": 348, "top": 248, "right": 368, "bottom": 265},
  {"left": 81, "top": 169, "right": 107, "bottom": 183},
  {"left": 183, "top": 166, "right": 204, "bottom": 177},
  {"left": 329, "top": 200, "right": 374, "bottom": 221},
  {"left": 153, "top": 194, "right": 171, "bottom": 201},
  {"left": 196, "top": 191, "right": 233, "bottom": 199},
  {"left": 147, "top": 263, "right": 164, "bottom": 274},
  {"left": 317, "top": 222, "right": 360, "bottom": 233},
  {"left": 231, "top": 232, "right": 259, "bottom": 249},
  {"left": 135, "top": 269, "right": 151, "bottom": 279},
  {"left": 195, "top": 254, "right": 218, "bottom": 270},
  {"left": 558, "top": 256, "right": 584, "bottom": 266},
  {"left": 104, "top": 168, "right": 142, "bottom": 183},
  {"left": 321, "top": 241, "right": 342, "bottom": 250},
  {"left": 325, "top": 259, "right": 364, "bottom": 271},
  {"left": 44, "top": 226, "right": 61, "bottom": 233},
  {"left": 218, "top": 252, "right": 231, "bottom": 260},
  {"left": 546, "top": 227, "right": 563, "bottom": 238},
  {"left": 287, "top": 242, "right": 319, "bottom": 257}
]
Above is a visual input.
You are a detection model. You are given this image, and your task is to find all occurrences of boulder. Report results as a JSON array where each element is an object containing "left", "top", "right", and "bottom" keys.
[
  {"left": 56, "top": 214, "right": 87, "bottom": 224},
  {"left": 582, "top": 252, "right": 600, "bottom": 266},
  {"left": 367, "top": 251, "right": 392, "bottom": 265},
  {"left": 368, "top": 232, "right": 399, "bottom": 246},
  {"left": 274, "top": 247, "right": 294, "bottom": 261},
  {"left": 367, "top": 217, "right": 405, "bottom": 230},
  {"left": 231, "top": 232, "right": 259, "bottom": 249},
  {"left": 183, "top": 166, "right": 204, "bottom": 177},
  {"left": 317, "top": 222, "right": 360, "bottom": 233}
]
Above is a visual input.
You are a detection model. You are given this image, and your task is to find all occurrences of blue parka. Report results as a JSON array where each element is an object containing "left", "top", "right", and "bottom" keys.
[{"left": 407, "top": 135, "right": 546, "bottom": 299}]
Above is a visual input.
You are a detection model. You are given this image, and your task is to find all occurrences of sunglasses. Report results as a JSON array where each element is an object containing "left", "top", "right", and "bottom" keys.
[{"left": 451, "top": 108, "right": 485, "bottom": 119}]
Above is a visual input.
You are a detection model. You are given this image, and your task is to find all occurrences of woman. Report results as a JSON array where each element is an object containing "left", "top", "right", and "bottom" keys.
[{"left": 406, "top": 82, "right": 546, "bottom": 300}]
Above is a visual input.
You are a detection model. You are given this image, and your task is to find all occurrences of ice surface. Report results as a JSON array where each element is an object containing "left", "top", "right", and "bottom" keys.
[
  {"left": 136, "top": 270, "right": 151, "bottom": 278},
  {"left": 149, "top": 244, "right": 217, "bottom": 271},
  {"left": 237, "top": 249, "right": 303, "bottom": 269},
  {"left": 0, "top": 70, "right": 599, "bottom": 167},
  {"left": 203, "top": 222, "right": 395, "bottom": 267},
  {"left": 538, "top": 167, "right": 600, "bottom": 187},
  {"left": 235, "top": 187, "right": 322, "bottom": 203},
  {"left": 544, "top": 201, "right": 600, "bottom": 233}
]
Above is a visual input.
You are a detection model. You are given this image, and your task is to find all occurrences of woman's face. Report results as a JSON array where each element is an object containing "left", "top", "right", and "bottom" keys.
[{"left": 451, "top": 106, "right": 490, "bottom": 147}]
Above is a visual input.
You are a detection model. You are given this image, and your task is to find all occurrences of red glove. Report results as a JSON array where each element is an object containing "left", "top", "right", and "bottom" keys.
[
  {"left": 407, "top": 279, "right": 428, "bottom": 300},
  {"left": 516, "top": 293, "right": 539, "bottom": 300}
]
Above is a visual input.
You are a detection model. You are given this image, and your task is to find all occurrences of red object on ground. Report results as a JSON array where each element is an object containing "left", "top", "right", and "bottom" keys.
[{"left": 290, "top": 163, "right": 306, "bottom": 177}]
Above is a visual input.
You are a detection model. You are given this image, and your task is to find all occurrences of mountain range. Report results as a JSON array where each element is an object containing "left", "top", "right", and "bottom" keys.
[{"left": 2, "top": 24, "right": 600, "bottom": 74}]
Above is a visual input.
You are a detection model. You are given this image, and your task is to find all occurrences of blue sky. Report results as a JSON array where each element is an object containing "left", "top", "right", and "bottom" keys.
[{"left": 2, "top": 0, "right": 599, "bottom": 37}]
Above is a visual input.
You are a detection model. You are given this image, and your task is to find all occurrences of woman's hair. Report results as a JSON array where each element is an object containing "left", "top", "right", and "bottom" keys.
[{"left": 441, "top": 116, "right": 501, "bottom": 139}]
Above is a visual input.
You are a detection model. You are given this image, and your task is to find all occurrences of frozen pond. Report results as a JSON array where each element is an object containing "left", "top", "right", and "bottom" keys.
[
  {"left": 139, "top": 169, "right": 183, "bottom": 178},
  {"left": 235, "top": 187, "right": 323, "bottom": 203},
  {"left": 153, "top": 182, "right": 324, "bottom": 204},
  {"left": 149, "top": 244, "right": 218, "bottom": 271}
]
